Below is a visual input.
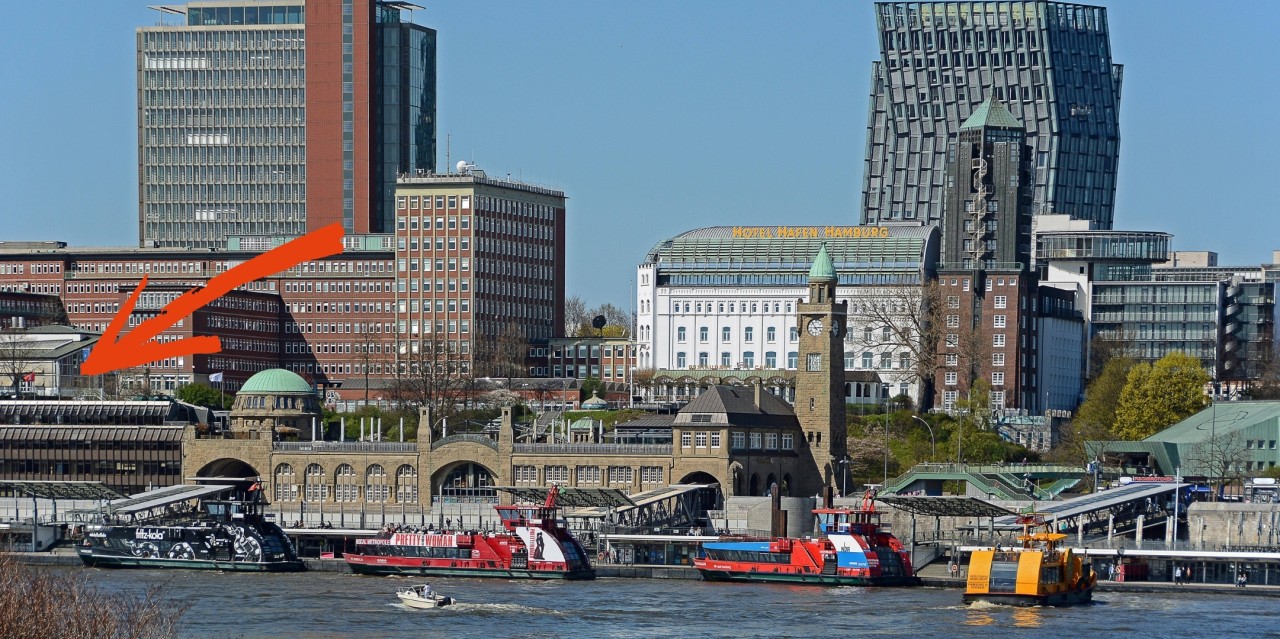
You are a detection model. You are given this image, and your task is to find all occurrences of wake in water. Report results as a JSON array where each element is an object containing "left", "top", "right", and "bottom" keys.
[{"left": 387, "top": 602, "right": 568, "bottom": 617}]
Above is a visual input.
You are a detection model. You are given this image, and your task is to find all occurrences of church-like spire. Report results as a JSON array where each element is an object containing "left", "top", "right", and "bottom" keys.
[{"left": 808, "top": 242, "right": 837, "bottom": 283}]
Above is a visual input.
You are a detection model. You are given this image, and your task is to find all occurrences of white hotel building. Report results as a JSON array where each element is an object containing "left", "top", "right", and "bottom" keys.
[{"left": 636, "top": 225, "right": 940, "bottom": 405}]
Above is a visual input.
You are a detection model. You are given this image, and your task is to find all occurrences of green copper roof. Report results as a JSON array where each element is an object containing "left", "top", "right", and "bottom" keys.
[
  {"left": 960, "top": 97, "right": 1023, "bottom": 131},
  {"left": 239, "top": 368, "right": 314, "bottom": 394},
  {"left": 808, "top": 242, "right": 837, "bottom": 282}
]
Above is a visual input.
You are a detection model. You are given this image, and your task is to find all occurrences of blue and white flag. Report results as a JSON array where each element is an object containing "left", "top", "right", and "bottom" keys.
[{"left": 209, "top": 372, "right": 224, "bottom": 383}]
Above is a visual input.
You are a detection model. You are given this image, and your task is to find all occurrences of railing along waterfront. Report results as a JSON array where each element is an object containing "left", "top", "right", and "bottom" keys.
[
  {"left": 272, "top": 441, "right": 417, "bottom": 453},
  {"left": 430, "top": 434, "right": 498, "bottom": 451},
  {"left": 513, "top": 443, "right": 673, "bottom": 455}
]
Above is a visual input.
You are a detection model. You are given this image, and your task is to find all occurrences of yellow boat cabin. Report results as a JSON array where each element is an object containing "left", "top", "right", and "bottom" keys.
[{"left": 963, "top": 513, "right": 1096, "bottom": 607}]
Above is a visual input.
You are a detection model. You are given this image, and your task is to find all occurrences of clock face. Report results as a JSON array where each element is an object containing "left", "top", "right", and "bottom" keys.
[{"left": 807, "top": 318, "right": 825, "bottom": 336}]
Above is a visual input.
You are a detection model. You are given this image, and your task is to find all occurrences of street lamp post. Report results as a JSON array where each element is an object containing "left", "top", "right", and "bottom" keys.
[
  {"left": 883, "top": 412, "right": 891, "bottom": 485},
  {"left": 839, "top": 455, "right": 851, "bottom": 499},
  {"left": 910, "top": 415, "right": 936, "bottom": 460}
]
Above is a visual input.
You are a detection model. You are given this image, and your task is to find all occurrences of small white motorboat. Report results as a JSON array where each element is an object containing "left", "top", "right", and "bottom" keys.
[{"left": 396, "top": 584, "right": 455, "bottom": 609}]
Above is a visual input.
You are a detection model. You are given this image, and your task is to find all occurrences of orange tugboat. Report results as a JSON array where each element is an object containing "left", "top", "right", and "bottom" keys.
[{"left": 963, "top": 511, "right": 1096, "bottom": 606}]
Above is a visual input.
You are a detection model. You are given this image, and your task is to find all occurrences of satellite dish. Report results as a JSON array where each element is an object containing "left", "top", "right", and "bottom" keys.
[
  {"left": 456, "top": 160, "right": 469, "bottom": 173},
  {"left": 591, "top": 315, "right": 607, "bottom": 330}
]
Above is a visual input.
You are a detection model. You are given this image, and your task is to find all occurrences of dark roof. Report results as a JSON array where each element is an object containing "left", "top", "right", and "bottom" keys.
[
  {"left": 0, "top": 400, "right": 185, "bottom": 425},
  {"left": 0, "top": 426, "right": 186, "bottom": 442},
  {"left": 0, "top": 480, "right": 122, "bottom": 501},
  {"left": 613, "top": 415, "right": 677, "bottom": 431},
  {"left": 846, "top": 370, "right": 884, "bottom": 383},
  {"left": 679, "top": 384, "right": 798, "bottom": 428}
]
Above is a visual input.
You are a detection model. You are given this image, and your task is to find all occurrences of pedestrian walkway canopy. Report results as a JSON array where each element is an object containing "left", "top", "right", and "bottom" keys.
[
  {"left": 989, "top": 481, "right": 1182, "bottom": 531},
  {"left": 0, "top": 480, "right": 122, "bottom": 501},
  {"left": 493, "top": 486, "right": 635, "bottom": 509},
  {"left": 878, "top": 495, "right": 1014, "bottom": 518}
]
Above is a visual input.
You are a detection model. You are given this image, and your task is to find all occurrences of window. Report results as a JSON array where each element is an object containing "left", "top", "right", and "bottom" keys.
[
  {"left": 946, "top": 353, "right": 958, "bottom": 366},
  {"left": 696, "top": 432, "right": 708, "bottom": 448},
  {"left": 720, "top": 352, "right": 731, "bottom": 367},
  {"left": 676, "top": 352, "right": 687, "bottom": 368},
  {"left": 608, "top": 466, "right": 633, "bottom": 485},
  {"left": 722, "top": 327, "right": 732, "bottom": 342},
  {"left": 765, "top": 433, "right": 778, "bottom": 450},
  {"left": 993, "top": 334, "right": 1006, "bottom": 348},
  {"left": 743, "top": 351, "right": 755, "bottom": 367},
  {"left": 994, "top": 315, "right": 1007, "bottom": 328},
  {"left": 576, "top": 466, "right": 601, "bottom": 485},
  {"left": 787, "top": 351, "right": 798, "bottom": 368},
  {"left": 943, "top": 390, "right": 958, "bottom": 410},
  {"left": 899, "top": 353, "right": 911, "bottom": 369},
  {"left": 807, "top": 353, "right": 821, "bottom": 371},
  {"left": 744, "top": 327, "right": 754, "bottom": 342},
  {"left": 710, "top": 432, "right": 721, "bottom": 448},
  {"left": 677, "top": 327, "right": 686, "bottom": 342},
  {"left": 749, "top": 432, "right": 762, "bottom": 449},
  {"left": 781, "top": 433, "right": 794, "bottom": 450},
  {"left": 514, "top": 465, "right": 538, "bottom": 483},
  {"left": 862, "top": 352, "right": 873, "bottom": 368},
  {"left": 546, "top": 465, "right": 569, "bottom": 483},
  {"left": 681, "top": 433, "right": 692, "bottom": 447},
  {"left": 947, "top": 314, "right": 960, "bottom": 328},
  {"left": 766, "top": 327, "right": 777, "bottom": 342},
  {"left": 640, "top": 466, "right": 663, "bottom": 485},
  {"left": 993, "top": 353, "right": 1005, "bottom": 366},
  {"left": 882, "top": 326, "right": 891, "bottom": 341},
  {"left": 698, "top": 352, "right": 709, "bottom": 366},
  {"left": 731, "top": 432, "right": 746, "bottom": 449},
  {"left": 789, "top": 327, "right": 799, "bottom": 342},
  {"left": 880, "top": 353, "right": 892, "bottom": 369},
  {"left": 765, "top": 351, "right": 777, "bottom": 367},
  {"left": 945, "top": 371, "right": 958, "bottom": 385},
  {"left": 947, "top": 295, "right": 960, "bottom": 309},
  {"left": 699, "top": 327, "right": 709, "bottom": 343},
  {"left": 945, "top": 334, "right": 959, "bottom": 347},
  {"left": 994, "top": 295, "right": 1007, "bottom": 309},
  {"left": 992, "top": 372, "right": 1005, "bottom": 385}
]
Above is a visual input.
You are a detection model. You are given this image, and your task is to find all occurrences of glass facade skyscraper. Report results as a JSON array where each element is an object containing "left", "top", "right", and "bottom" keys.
[
  {"left": 137, "top": 1, "right": 436, "bottom": 249},
  {"left": 861, "top": 1, "right": 1122, "bottom": 230}
]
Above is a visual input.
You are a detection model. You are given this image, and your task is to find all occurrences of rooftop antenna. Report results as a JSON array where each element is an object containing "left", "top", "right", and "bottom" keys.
[{"left": 445, "top": 133, "right": 451, "bottom": 174}]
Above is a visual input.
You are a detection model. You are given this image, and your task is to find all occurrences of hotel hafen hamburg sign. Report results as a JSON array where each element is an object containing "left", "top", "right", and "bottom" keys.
[{"left": 731, "top": 226, "right": 892, "bottom": 239}]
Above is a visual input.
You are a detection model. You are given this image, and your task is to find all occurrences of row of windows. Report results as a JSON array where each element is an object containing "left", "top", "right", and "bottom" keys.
[
  {"left": 672, "top": 300, "right": 796, "bottom": 315},
  {"left": 944, "top": 371, "right": 1007, "bottom": 387},
  {"left": 677, "top": 326, "right": 793, "bottom": 345},
  {"left": 511, "top": 465, "right": 661, "bottom": 486}
]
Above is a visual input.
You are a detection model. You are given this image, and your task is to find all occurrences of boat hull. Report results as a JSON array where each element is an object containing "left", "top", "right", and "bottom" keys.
[
  {"left": 78, "top": 549, "right": 305, "bottom": 572},
  {"left": 397, "top": 594, "right": 454, "bottom": 609},
  {"left": 348, "top": 557, "right": 593, "bottom": 580},
  {"left": 697, "top": 569, "right": 920, "bottom": 587},
  {"left": 963, "top": 586, "right": 1093, "bottom": 607}
]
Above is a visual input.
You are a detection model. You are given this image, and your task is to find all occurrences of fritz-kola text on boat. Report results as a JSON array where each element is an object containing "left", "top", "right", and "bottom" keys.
[
  {"left": 77, "top": 479, "right": 304, "bottom": 572},
  {"left": 344, "top": 485, "right": 594, "bottom": 579},
  {"left": 694, "top": 490, "right": 919, "bottom": 586},
  {"left": 963, "top": 510, "right": 1096, "bottom": 606}
]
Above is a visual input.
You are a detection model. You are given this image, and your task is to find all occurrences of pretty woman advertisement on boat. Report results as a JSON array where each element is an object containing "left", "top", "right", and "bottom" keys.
[{"left": 517, "top": 528, "right": 563, "bottom": 563}]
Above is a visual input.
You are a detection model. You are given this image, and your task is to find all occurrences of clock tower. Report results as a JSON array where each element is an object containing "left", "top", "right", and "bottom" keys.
[{"left": 795, "top": 243, "right": 848, "bottom": 493}]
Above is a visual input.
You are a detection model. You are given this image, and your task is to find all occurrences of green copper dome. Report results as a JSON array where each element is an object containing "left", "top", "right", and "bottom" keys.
[
  {"left": 239, "top": 368, "right": 314, "bottom": 394},
  {"left": 808, "top": 242, "right": 837, "bottom": 282}
]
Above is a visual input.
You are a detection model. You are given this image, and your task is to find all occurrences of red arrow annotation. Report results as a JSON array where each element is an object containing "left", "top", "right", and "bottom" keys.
[{"left": 81, "top": 223, "right": 346, "bottom": 377}]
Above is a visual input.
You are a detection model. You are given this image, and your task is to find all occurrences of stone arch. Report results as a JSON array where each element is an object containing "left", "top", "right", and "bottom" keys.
[
  {"left": 194, "top": 458, "right": 261, "bottom": 480},
  {"left": 676, "top": 471, "right": 723, "bottom": 511},
  {"left": 749, "top": 473, "right": 760, "bottom": 496},
  {"left": 432, "top": 461, "right": 497, "bottom": 504},
  {"left": 304, "top": 463, "right": 328, "bottom": 502},
  {"left": 765, "top": 473, "right": 778, "bottom": 495}
]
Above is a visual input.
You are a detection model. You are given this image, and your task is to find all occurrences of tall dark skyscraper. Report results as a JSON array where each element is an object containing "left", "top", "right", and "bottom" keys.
[
  {"left": 137, "top": 1, "right": 436, "bottom": 248},
  {"left": 861, "top": 1, "right": 1121, "bottom": 230}
]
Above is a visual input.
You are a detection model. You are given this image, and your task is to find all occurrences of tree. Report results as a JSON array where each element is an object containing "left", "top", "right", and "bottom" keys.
[
  {"left": 566, "top": 301, "right": 633, "bottom": 337},
  {"left": 580, "top": 376, "right": 604, "bottom": 403},
  {"left": 564, "top": 295, "right": 589, "bottom": 337},
  {"left": 476, "top": 320, "right": 527, "bottom": 381},
  {"left": 174, "top": 382, "right": 231, "bottom": 409},
  {"left": 843, "top": 280, "right": 946, "bottom": 409},
  {"left": 0, "top": 329, "right": 37, "bottom": 398},
  {"left": 1183, "top": 428, "right": 1250, "bottom": 501},
  {"left": 1052, "top": 357, "right": 1136, "bottom": 463},
  {"left": 1113, "top": 352, "right": 1210, "bottom": 440},
  {"left": 392, "top": 334, "right": 466, "bottom": 430}
]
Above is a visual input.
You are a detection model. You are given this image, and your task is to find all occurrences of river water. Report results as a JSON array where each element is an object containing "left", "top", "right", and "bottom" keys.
[{"left": 69, "top": 568, "right": 1278, "bottom": 639}]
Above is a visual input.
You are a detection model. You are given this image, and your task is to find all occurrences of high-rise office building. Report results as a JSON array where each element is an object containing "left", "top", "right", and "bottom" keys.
[
  {"left": 862, "top": 1, "right": 1121, "bottom": 230},
  {"left": 138, "top": 1, "right": 436, "bottom": 248}
]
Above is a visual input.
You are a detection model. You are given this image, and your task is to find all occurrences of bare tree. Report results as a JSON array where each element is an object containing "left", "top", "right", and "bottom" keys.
[
  {"left": 0, "top": 329, "right": 37, "bottom": 398},
  {"left": 564, "top": 295, "right": 589, "bottom": 337},
  {"left": 393, "top": 334, "right": 465, "bottom": 430},
  {"left": 1183, "top": 427, "right": 1250, "bottom": 501},
  {"left": 844, "top": 280, "right": 946, "bottom": 408},
  {"left": 355, "top": 324, "right": 390, "bottom": 407}
]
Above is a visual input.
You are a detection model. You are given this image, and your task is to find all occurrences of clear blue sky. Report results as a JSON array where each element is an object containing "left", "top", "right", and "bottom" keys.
[{"left": 2, "top": 1, "right": 1278, "bottom": 309}]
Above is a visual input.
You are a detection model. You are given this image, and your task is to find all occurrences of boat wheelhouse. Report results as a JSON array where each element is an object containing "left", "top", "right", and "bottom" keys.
[{"left": 963, "top": 511, "right": 1096, "bottom": 606}]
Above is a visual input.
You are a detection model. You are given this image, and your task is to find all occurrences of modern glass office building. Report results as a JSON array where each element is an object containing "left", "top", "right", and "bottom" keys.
[
  {"left": 861, "top": 1, "right": 1122, "bottom": 230},
  {"left": 137, "top": 1, "right": 436, "bottom": 248}
]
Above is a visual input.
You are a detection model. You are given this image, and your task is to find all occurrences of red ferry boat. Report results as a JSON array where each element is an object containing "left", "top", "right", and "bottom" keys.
[
  {"left": 694, "top": 491, "right": 919, "bottom": 587},
  {"left": 344, "top": 486, "right": 594, "bottom": 580}
]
